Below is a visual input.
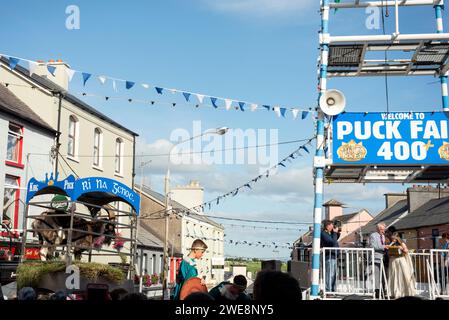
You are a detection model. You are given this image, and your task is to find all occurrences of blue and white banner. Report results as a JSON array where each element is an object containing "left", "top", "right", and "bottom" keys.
[
  {"left": 26, "top": 173, "right": 140, "bottom": 214},
  {"left": 332, "top": 112, "right": 449, "bottom": 165}
]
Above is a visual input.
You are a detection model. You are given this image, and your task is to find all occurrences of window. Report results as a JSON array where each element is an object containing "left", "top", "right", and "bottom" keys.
[
  {"left": 152, "top": 254, "right": 157, "bottom": 274},
  {"left": 93, "top": 128, "right": 102, "bottom": 167},
  {"left": 3, "top": 175, "right": 20, "bottom": 229},
  {"left": 115, "top": 138, "right": 123, "bottom": 174},
  {"left": 143, "top": 254, "right": 148, "bottom": 274},
  {"left": 432, "top": 229, "right": 440, "bottom": 249},
  {"left": 6, "top": 123, "right": 23, "bottom": 165},
  {"left": 68, "top": 116, "right": 78, "bottom": 157}
]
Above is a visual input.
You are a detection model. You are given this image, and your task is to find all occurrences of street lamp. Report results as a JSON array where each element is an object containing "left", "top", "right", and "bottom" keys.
[
  {"left": 137, "top": 158, "right": 152, "bottom": 294},
  {"left": 162, "top": 127, "right": 229, "bottom": 299}
]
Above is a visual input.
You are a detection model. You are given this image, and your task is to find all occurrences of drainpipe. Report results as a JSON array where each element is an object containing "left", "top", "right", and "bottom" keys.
[
  {"left": 132, "top": 135, "right": 136, "bottom": 188},
  {"left": 54, "top": 92, "right": 63, "bottom": 174}
]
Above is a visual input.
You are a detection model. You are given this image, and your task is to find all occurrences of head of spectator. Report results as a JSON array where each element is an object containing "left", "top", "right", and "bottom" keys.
[
  {"left": 121, "top": 293, "right": 148, "bottom": 300},
  {"left": 377, "top": 223, "right": 386, "bottom": 235},
  {"left": 253, "top": 271, "right": 301, "bottom": 301},
  {"left": 322, "top": 220, "right": 334, "bottom": 233},
  {"left": 50, "top": 290, "right": 68, "bottom": 301},
  {"left": 442, "top": 232, "right": 449, "bottom": 242},
  {"left": 233, "top": 275, "right": 248, "bottom": 293},
  {"left": 184, "top": 292, "right": 215, "bottom": 301},
  {"left": 218, "top": 276, "right": 248, "bottom": 301},
  {"left": 110, "top": 288, "right": 128, "bottom": 301},
  {"left": 18, "top": 287, "right": 37, "bottom": 301}
]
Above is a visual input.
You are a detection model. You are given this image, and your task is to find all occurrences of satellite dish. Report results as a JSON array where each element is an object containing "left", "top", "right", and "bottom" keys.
[{"left": 319, "top": 89, "right": 346, "bottom": 116}]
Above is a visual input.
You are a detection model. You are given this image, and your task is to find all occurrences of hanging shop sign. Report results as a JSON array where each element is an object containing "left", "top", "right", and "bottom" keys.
[
  {"left": 26, "top": 173, "right": 140, "bottom": 214},
  {"left": 332, "top": 112, "right": 449, "bottom": 165}
]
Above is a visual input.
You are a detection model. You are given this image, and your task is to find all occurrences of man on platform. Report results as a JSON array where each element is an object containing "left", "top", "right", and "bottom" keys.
[
  {"left": 368, "top": 223, "right": 390, "bottom": 298},
  {"left": 320, "top": 220, "right": 341, "bottom": 293}
]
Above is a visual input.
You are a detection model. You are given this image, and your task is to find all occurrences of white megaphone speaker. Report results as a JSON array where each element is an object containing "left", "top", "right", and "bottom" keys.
[{"left": 319, "top": 89, "right": 346, "bottom": 116}]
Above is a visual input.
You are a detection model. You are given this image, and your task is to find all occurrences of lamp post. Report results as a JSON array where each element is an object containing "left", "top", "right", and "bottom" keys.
[
  {"left": 137, "top": 158, "right": 152, "bottom": 293},
  {"left": 161, "top": 127, "right": 229, "bottom": 300}
]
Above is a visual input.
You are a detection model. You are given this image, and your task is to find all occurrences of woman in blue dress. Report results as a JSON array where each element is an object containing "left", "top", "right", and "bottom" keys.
[{"left": 173, "top": 239, "right": 208, "bottom": 300}]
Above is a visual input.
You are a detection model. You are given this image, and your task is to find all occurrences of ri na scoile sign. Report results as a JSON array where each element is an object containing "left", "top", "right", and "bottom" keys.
[{"left": 332, "top": 112, "right": 449, "bottom": 165}]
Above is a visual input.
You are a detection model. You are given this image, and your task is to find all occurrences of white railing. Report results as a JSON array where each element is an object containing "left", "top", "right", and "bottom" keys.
[
  {"left": 409, "top": 251, "right": 432, "bottom": 297},
  {"left": 430, "top": 249, "right": 449, "bottom": 299},
  {"left": 321, "top": 247, "right": 375, "bottom": 298},
  {"left": 297, "top": 247, "right": 449, "bottom": 300}
]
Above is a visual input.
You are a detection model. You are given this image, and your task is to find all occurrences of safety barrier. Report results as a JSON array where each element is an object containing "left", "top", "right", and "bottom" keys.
[{"left": 321, "top": 247, "right": 375, "bottom": 298}]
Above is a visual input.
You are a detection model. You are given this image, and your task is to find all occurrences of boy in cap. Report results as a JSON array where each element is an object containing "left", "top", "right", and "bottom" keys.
[{"left": 173, "top": 239, "right": 207, "bottom": 300}]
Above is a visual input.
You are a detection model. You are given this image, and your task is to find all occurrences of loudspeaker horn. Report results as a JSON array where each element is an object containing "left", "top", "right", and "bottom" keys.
[{"left": 319, "top": 89, "right": 346, "bottom": 116}]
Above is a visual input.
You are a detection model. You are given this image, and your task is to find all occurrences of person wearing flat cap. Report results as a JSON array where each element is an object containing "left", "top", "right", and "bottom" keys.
[
  {"left": 209, "top": 274, "right": 251, "bottom": 302},
  {"left": 173, "top": 239, "right": 208, "bottom": 300}
]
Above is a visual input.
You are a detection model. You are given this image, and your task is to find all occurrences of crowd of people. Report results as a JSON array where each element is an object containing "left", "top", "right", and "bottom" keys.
[
  {"left": 3, "top": 238, "right": 302, "bottom": 301},
  {"left": 172, "top": 238, "right": 302, "bottom": 301},
  {"left": 321, "top": 219, "right": 449, "bottom": 299}
]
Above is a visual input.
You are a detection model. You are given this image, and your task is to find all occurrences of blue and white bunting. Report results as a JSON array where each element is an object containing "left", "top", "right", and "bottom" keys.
[
  {"left": 65, "top": 68, "right": 76, "bottom": 82},
  {"left": 210, "top": 97, "right": 218, "bottom": 108},
  {"left": 47, "top": 65, "right": 56, "bottom": 77},
  {"left": 302, "top": 111, "right": 309, "bottom": 120},
  {"left": 0, "top": 53, "right": 316, "bottom": 121},
  {"left": 182, "top": 92, "right": 191, "bottom": 102},
  {"left": 280, "top": 107, "right": 287, "bottom": 118},
  {"left": 98, "top": 75, "right": 107, "bottom": 85},
  {"left": 82, "top": 73, "right": 92, "bottom": 86},
  {"left": 8, "top": 57, "right": 20, "bottom": 70},
  {"left": 28, "top": 61, "right": 38, "bottom": 76},
  {"left": 155, "top": 87, "right": 164, "bottom": 94},
  {"left": 196, "top": 94, "right": 205, "bottom": 104},
  {"left": 126, "top": 81, "right": 135, "bottom": 90},
  {"left": 292, "top": 109, "right": 300, "bottom": 119},
  {"left": 273, "top": 106, "right": 281, "bottom": 117},
  {"left": 225, "top": 99, "right": 233, "bottom": 110}
]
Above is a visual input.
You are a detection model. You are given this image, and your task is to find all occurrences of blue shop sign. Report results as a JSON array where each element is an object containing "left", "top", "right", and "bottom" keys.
[
  {"left": 332, "top": 112, "right": 449, "bottom": 165},
  {"left": 26, "top": 173, "right": 140, "bottom": 214}
]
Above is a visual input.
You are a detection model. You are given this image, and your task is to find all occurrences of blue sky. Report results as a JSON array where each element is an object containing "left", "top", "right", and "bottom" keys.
[{"left": 2, "top": 0, "right": 447, "bottom": 259}]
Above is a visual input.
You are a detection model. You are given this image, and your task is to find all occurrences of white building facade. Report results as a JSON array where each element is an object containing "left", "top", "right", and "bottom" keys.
[{"left": 0, "top": 58, "right": 139, "bottom": 264}]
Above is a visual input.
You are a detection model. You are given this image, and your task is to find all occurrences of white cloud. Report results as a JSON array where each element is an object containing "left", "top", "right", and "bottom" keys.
[{"left": 201, "top": 0, "right": 316, "bottom": 17}]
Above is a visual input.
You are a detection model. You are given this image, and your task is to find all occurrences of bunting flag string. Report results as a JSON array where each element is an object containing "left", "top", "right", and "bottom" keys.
[
  {"left": 0, "top": 53, "right": 314, "bottom": 120},
  {"left": 184, "top": 233, "right": 294, "bottom": 249},
  {"left": 177, "top": 137, "right": 316, "bottom": 216}
]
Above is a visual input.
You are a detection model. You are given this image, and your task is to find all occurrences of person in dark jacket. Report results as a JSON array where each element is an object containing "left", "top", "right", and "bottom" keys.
[
  {"left": 209, "top": 275, "right": 251, "bottom": 302},
  {"left": 320, "top": 220, "right": 341, "bottom": 293}
]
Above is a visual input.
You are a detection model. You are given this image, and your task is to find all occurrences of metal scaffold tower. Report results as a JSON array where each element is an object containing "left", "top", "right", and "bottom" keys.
[{"left": 311, "top": 0, "right": 449, "bottom": 298}]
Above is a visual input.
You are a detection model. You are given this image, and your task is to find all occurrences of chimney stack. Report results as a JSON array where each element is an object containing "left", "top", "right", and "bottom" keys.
[
  {"left": 32, "top": 59, "right": 71, "bottom": 91},
  {"left": 384, "top": 193, "right": 407, "bottom": 209},
  {"left": 407, "top": 185, "right": 449, "bottom": 213}
]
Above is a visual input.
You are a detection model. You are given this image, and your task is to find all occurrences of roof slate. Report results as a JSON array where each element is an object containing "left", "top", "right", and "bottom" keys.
[
  {"left": 361, "top": 200, "right": 408, "bottom": 234},
  {"left": 394, "top": 196, "right": 449, "bottom": 230}
]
